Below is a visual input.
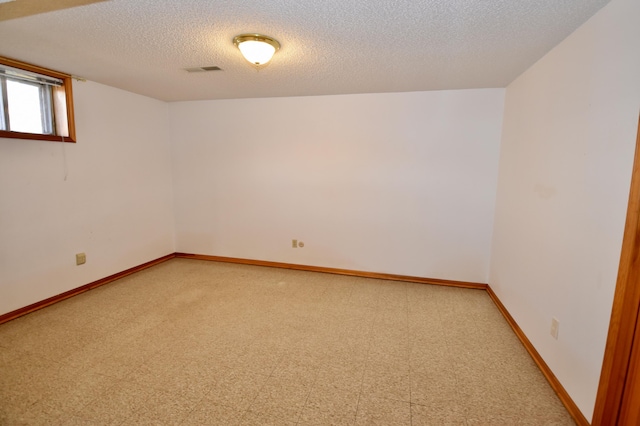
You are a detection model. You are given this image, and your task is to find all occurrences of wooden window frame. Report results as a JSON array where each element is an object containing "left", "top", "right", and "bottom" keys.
[{"left": 0, "top": 56, "right": 76, "bottom": 143}]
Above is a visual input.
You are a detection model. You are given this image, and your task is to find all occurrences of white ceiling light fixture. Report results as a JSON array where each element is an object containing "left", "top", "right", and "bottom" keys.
[{"left": 233, "top": 34, "right": 280, "bottom": 66}]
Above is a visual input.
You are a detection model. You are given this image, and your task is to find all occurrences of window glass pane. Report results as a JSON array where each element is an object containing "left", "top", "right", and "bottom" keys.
[
  {"left": 6, "top": 79, "right": 43, "bottom": 134},
  {"left": 0, "top": 56, "right": 75, "bottom": 142}
]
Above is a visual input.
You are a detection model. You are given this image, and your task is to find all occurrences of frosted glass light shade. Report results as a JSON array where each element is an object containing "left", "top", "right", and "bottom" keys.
[{"left": 233, "top": 34, "right": 280, "bottom": 66}]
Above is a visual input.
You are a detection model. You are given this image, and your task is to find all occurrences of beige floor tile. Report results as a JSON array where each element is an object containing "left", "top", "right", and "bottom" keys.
[
  {"left": 280, "top": 343, "right": 328, "bottom": 367},
  {"left": 248, "top": 378, "right": 312, "bottom": 422},
  {"left": 0, "top": 385, "right": 42, "bottom": 418},
  {"left": 182, "top": 401, "right": 243, "bottom": 425},
  {"left": 374, "top": 312, "right": 409, "bottom": 330},
  {"left": 361, "top": 360, "right": 410, "bottom": 402},
  {"left": 230, "top": 343, "right": 284, "bottom": 375},
  {"left": 410, "top": 351, "right": 454, "bottom": 375},
  {"left": 0, "top": 352, "right": 66, "bottom": 409},
  {"left": 520, "top": 415, "right": 576, "bottom": 425},
  {"left": 237, "top": 411, "right": 297, "bottom": 425},
  {"left": 73, "top": 380, "right": 151, "bottom": 425},
  {"left": 204, "top": 369, "right": 269, "bottom": 411},
  {"left": 368, "top": 330, "right": 409, "bottom": 353},
  {"left": 0, "top": 345, "right": 23, "bottom": 364},
  {"left": 411, "top": 401, "right": 467, "bottom": 425},
  {"left": 327, "top": 339, "right": 370, "bottom": 360},
  {"left": 189, "top": 336, "right": 252, "bottom": 368},
  {"left": 354, "top": 396, "right": 411, "bottom": 425},
  {"left": 410, "top": 370, "right": 459, "bottom": 406},
  {"left": 2, "top": 318, "right": 103, "bottom": 364},
  {"left": 115, "top": 313, "right": 170, "bottom": 344},
  {"left": 127, "top": 360, "right": 176, "bottom": 391},
  {"left": 0, "top": 399, "right": 63, "bottom": 426},
  {"left": 509, "top": 386, "right": 575, "bottom": 422},
  {"left": 271, "top": 357, "right": 320, "bottom": 387},
  {"left": 87, "top": 339, "right": 159, "bottom": 379},
  {"left": 297, "top": 383, "right": 359, "bottom": 425},
  {"left": 122, "top": 388, "right": 196, "bottom": 425},
  {"left": 457, "top": 379, "right": 534, "bottom": 422},
  {"left": 54, "top": 413, "right": 102, "bottom": 425},
  {"left": 33, "top": 367, "right": 119, "bottom": 419},
  {"left": 44, "top": 293, "right": 125, "bottom": 325},
  {"left": 315, "top": 361, "right": 365, "bottom": 393},
  {"left": 59, "top": 323, "right": 164, "bottom": 379},
  {"left": 0, "top": 259, "right": 576, "bottom": 426},
  {"left": 130, "top": 353, "right": 227, "bottom": 404},
  {"left": 466, "top": 414, "right": 533, "bottom": 425}
]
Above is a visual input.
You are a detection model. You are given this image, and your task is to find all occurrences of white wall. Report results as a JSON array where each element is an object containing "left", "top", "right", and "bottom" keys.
[
  {"left": 0, "top": 81, "right": 175, "bottom": 316},
  {"left": 170, "top": 89, "right": 505, "bottom": 283},
  {"left": 489, "top": 0, "right": 640, "bottom": 420}
]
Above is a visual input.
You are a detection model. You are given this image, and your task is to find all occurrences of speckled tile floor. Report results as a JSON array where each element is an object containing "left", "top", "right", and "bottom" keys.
[{"left": 0, "top": 258, "right": 575, "bottom": 425}]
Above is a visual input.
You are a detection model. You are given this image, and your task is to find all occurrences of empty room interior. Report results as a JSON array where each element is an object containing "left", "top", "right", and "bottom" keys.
[{"left": 1, "top": 0, "right": 639, "bottom": 424}]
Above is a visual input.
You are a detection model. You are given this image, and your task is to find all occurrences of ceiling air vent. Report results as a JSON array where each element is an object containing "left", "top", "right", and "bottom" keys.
[{"left": 185, "top": 66, "right": 222, "bottom": 72}]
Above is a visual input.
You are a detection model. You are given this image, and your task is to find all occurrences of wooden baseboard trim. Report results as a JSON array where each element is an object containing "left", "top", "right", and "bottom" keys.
[
  {"left": 486, "top": 286, "right": 590, "bottom": 426},
  {"left": 0, "top": 253, "right": 176, "bottom": 325},
  {"left": 174, "top": 252, "right": 487, "bottom": 290}
]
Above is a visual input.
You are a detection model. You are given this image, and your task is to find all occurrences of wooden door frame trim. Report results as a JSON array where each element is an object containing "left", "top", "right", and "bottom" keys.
[{"left": 592, "top": 116, "right": 640, "bottom": 425}]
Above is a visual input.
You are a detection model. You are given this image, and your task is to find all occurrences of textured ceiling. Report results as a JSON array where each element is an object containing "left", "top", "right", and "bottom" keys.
[{"left": 0, "top": 0, "right": 610, "bottom": 102}]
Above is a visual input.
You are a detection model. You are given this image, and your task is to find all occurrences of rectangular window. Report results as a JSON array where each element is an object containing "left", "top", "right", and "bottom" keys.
[{"left": 0, "top": 57, "right": 76, "bottom": 143}]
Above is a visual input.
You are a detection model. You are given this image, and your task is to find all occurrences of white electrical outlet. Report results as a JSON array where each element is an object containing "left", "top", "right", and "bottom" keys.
[
  {"left": 292, "top": 239, "right": 298, "bottom": 248},
  {"left": 76, "top": 253, "right": 86, "bottom": 265},
  {"left": 550, "top": 317, "right": 559, "bottom": 340}
]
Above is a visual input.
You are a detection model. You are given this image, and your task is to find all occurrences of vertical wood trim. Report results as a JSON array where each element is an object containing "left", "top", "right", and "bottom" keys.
[
  {"left": 63, "top": 74, "right": 76, "bottom": 142},
  {"left": 592, "top": 116, "right": 640, "bottom": 425},
  {"left": 486, "top": 286, "right": 590, "bottom": 426},
  {"left": 618, "top": 311, "right": 640, "bottom": 424}
]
